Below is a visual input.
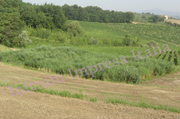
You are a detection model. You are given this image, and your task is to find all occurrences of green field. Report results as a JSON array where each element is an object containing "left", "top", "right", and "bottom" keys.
[
  {"left": 0, "top": 20, "right": 180, "bottom": 84},
  {"left": 0, "top": 45, "right": 176, "bottom": 84}
]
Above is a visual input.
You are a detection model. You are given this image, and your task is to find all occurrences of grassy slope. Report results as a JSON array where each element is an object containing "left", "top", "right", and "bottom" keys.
[
  {"left": 0, "top": 62, "right": 180, "bottom": 116},
  {"left": 0, "top": 44, "right": 11, "bottom": 52},
  {"left": 0, "top": 46, "right": 176, "bottom": 84},
  {"left": 27, "top": 20, "right": 180, "bottom": 51},
  {"left": 0, "top": 21, "right": 179, "bottom": 83},
  {"left": 0, "top": 21, "right": 180, "bottom": 117},
  {"left": 74, "top": 20, "right": 180, "bottom": 50}
]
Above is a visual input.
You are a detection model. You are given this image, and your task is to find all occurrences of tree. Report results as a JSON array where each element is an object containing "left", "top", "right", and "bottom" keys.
[
  {"left": 122, "top": 35, "right": 139, "bottom": 46},
  {"left": 123, "top": 35, "right": 132, "bottom": 46},
  {"left": 125, "top": 12, "right": 135, "bottom": 23},
  {"left": 20, "top": 6, "right": 37, "bottom": 27},
  {"left": 148, "top": 15, "right": 164, "bottom": 23},
  {"left": 67, "top": 21, "right": 85, "bottom": 37},
  {"left": 18, "top": 30, "right": 32, "bottom": 47},
  {"left": 0, "top": 11, "right": 25, "bottom": 47},
  {"left": 36, "top": 4, "right": 67, "bottom": 29}
]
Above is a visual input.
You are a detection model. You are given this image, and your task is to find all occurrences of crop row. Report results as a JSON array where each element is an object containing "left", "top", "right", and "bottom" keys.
[
  {"left": 108, "top": 23, "right": 180, "bottom": 45},
  {"left": 156, "top": 50, "right": 180, "bottom": 66}
]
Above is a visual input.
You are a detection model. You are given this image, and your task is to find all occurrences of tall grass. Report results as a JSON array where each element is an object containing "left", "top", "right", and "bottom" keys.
[
  {"left": 0, "top": 46, "right": 175, "bottom": 83},
  {"left": 6, "top": 83, "right": 96, "bottom": 101},
  {"left": 107, "top": 98, "right": 180, "bottom": 113}
]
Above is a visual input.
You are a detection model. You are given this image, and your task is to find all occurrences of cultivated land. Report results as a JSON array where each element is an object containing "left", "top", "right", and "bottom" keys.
[
  {"left": 165, "top": 19, "right": 180, "bottom": 25},
  {"left": 1, "top": 7, "right": 180, "bottom": 118},
  {"left": 0, "top": 61, "right": 180, "bottom": 119}
]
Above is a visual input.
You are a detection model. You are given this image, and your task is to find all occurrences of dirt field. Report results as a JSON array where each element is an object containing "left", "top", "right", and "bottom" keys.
[
  {"left": 165, "top": 19, "right": 180, "bottom": 24},
  {"left": 0, "top": 62, "right": 180, "bottom": 119}
]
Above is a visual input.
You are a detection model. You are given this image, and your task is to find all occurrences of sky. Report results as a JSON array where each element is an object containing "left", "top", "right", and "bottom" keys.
[{"left": 22, "top": 0, "right": 180, "bottom": 13}]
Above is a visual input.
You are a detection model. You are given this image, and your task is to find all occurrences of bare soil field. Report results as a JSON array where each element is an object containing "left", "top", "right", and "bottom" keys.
[
  {"left": 165, "top": 19, "right": 180, "bottom": 24},
  {"left": 0, "top": 62, "right": 180, "bottom": 119}
]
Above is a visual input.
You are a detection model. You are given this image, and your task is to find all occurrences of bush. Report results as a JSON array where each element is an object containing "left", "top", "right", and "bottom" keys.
[
  {"left": 147, "top": 40, "right": 157, "bottom": 46},
  {"left": 87, "top": 37, "right": 98, "bottom": 45},
  {"left": 148, "top": 15, "right": 165, "bottom": 23},
  {"left": 35, "top": 28, "right": 51, "bottom": 39},
  {"left": 0, "top": 46, "right": 176, "bottom": 84},
  {"left": 18, "top": 30, "right": 32, "bottom": 47},
  {"left": 66, "top": 21, "right": 85, "bottom": 37},
  {"left": 122, "top": 35, "right": 140, "bottom": 46}
]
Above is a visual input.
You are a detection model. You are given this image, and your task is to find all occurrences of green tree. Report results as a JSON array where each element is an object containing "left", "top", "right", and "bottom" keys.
[
  {"left": 148, "top": 15, "right": 164, "bottom": 23},
  {"left": 67, "top": 21, "right": 85, "bottom": 37},
  {"left": 0, "top": 11, "right": 25, "bottom": 47},
  {"left": 18, "top": 30, "right": 32, "bottom": 47},
  {"left": 123, "top": 35, "right": 132, "bottom": 46}
]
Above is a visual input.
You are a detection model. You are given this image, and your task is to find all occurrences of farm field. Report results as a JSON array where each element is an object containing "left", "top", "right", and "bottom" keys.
[
  {"left": 0, "top": 62, "right": 180, "bottom": 119},
  {"left": 0, "top": 46, "right": 177, "bottom": 84},
  {"left": 165, "top": 19, "right": 180, "bottom": 25},
  {"left": 1, "top": 1, "right": 180, "bottom": 118},
  {"left": 0, "top": 19, "right": 180, "bottom": 118},
  {"left": 75, "top": 20, "right": 180, "bottom": 50},
  {"left": 107, "top": 23, "right": 180, "bottom": 45}
]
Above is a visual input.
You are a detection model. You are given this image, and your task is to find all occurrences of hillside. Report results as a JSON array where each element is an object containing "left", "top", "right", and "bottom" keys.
[
  {"left": 0, "top": 0, "right": 180, "bottom": 118},
  {"left": 165, "top": 19, "right": 180, "bottom": 25},
  {"left": 0, "top": 62, "right": 180, "bottom": 119}
]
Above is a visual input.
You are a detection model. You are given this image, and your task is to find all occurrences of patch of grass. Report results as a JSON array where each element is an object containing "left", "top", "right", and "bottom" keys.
[
  {"left": 0, "top": 82, "right": 13, "bottom": 87},
  {"left": 106, "top": 98, "right": 180, "bottom": 113},
  {"left": 0, "top": 44, "right": 11, "bottom": 52},
  {"left": 7, "top": 83, "right": 98, "bottom": 102},
  {"left": 90, "top": 97, "right": 97, "bottom": 102},
  {"left": 16, "top": 84, "right": 85, "bottom": 99},
  {"left": 1, "top": 82, "right": 97, "bottom": 102}
]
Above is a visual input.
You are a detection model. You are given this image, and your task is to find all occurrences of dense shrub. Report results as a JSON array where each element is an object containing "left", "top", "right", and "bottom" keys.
[
  {"left": 18, "top": 30, "right": 32, "bottom": 47},
  {"left": 122, "top": 35, "right": 140, "bottom": 46},
  {"left": 0, "top": 46, "right": 175, "bottom": 84},
  {"left": 66, "top": 21, "right": 85, "bottom": 37},
  {"left": 147, "top": 40, "right": 157, "bottom": 46},
  {"left": 148, "top": 15, "right": 165, "bottom": 23}
]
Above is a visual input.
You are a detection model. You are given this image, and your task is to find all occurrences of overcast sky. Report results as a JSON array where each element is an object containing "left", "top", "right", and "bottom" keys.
[{"left": 22, "top": 0, "right": 180, "bottom": 13}]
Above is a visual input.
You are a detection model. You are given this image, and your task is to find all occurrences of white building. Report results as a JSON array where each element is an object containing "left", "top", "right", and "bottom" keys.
[{"left": 162, "top": 15, "right": 169, "bottom": 19}]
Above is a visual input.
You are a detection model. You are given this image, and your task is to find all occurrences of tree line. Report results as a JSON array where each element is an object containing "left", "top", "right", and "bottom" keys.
[
  {"left": 0, "top": 0, "right": 135, "bottom": 47},
  {"left": 62, "top": 4, "right": 135, "bottom": 23}
]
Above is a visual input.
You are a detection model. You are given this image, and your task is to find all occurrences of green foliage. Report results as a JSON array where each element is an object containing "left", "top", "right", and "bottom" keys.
[
  {"left": 108, "top": 23, "right": 180, "bottom": 45},
  {"left": 122, "top": 35, "right": 140, "bottom": 46},
  {"left": 0, "top": 10, "right": 25, "bottom": 47},
  {"left": 156, "top": 50, "right": 179, "bottom": 67},
  {"left": 0, "top": 46, "right": 175, "bottom": 84},
  {"left": 170, "top": 51, "right": 175, "bottom": 63},
  {"left": 147, "top": 40, "right": 157, "bottom": 47},
  {"left": 62, "top": 5, "right": 135, "bottom": 23},
  {"left": 66, "top": 21, "right": 85, "bottom": 37},
  {"left": 90, "top": 97, "right": 97, "bottom": 102},
  {"left": 163, "top": 51, "right": 170, "bottom": 61},
  {"left": 20, "top": 4, "right": 66, "bottom": 29},
  {"left": 175, "top": 51, "right": 180, "bottom": 66},
  {"left": 148, "top": 15, "right": 165, "bottom": 23},
  {"left": 165, "top": 21, "right": 180, "bottom": 27},
  {"left": 18, "top": 30, "right": 32, "bottom": 47},
  {"left": 107, "top": 98, "right": 180, "bottom": 113},
  {"left": 134, "top": 12, "right": 155, "bottom": 23},
  {"left": 15, "top": 83, "right": 85, "bottom": 100}
]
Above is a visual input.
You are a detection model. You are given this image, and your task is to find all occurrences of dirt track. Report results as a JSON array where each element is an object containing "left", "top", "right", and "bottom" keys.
[{"left": 0, "top": 62, "right": 180, "bottom": 119}]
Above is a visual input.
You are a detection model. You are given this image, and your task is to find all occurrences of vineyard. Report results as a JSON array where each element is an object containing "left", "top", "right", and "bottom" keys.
[
  {"left": 156, "top": 50, "right": 180, "bottom": 65},
  {"left": 107, "top": 23, "right": 180, "bottom": 45}
]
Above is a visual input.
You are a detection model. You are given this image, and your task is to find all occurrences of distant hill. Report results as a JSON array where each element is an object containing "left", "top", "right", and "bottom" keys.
[{"left": 138, "top": 9, "right": 180, "bottom": 19}]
